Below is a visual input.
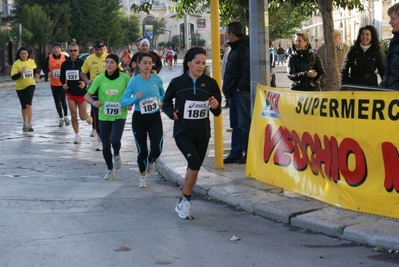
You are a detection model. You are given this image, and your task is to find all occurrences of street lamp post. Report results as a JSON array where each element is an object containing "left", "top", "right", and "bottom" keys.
[
  {"left": 18, "top": 23, "right": 22, "bottom": 50},
  {"left": 126, "top": 0, "right": 130, "bottom": 22}
]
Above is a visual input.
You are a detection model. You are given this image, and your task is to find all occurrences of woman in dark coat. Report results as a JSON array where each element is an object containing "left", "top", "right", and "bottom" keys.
[
  {"left": 341, "top": 25, "right": 385, "bottom": 86},
  {"left": 287, "top": 32, "right": 325, "bottom": 91}
]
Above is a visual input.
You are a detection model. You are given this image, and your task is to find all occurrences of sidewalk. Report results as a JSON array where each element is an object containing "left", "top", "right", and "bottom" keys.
[{"left": 2, "top": 64, "right": 399, "bottom": 251}]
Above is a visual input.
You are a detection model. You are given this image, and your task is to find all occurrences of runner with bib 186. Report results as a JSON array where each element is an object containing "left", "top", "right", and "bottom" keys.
[{"left": 162, "top": 47, "right": 221, "bottom": 220}]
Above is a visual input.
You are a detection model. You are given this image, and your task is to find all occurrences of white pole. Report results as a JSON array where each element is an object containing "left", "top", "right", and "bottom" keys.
[{"left": 127, "top": 0, "right": 130, "bottom": 22}]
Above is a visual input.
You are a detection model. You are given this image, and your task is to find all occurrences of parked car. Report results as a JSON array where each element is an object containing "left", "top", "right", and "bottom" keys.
[{"left": 78, "top": 53, "right": 89, "bottom": 61}]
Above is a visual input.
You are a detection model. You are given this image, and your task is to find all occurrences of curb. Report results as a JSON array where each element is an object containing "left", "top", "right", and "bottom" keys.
[{"left": 157, "top": 157, "right": 399, "bottom": 251}]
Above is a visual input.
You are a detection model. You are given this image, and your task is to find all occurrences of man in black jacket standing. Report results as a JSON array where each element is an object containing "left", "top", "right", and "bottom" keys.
[{"left": 222, "top": 22, "right": 251, "bottom": 164}]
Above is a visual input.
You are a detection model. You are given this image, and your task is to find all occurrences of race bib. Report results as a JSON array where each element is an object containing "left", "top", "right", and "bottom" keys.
[
  {"left": 104, "top": 102, "right": 121, "bottom": 116},
  {"left": 139, "top": 97, "right": 159, "bottom": 114},
  {"left": 183, "top": 100, "right": 208, "bottom": 119},
  {"left": 22, "top": 69, "right": 33, "bottom": 79},
  {"left": 53, "top": 70, "right": 61, "bottom": 78},
  {"left": 66, "top": 70, "right": 79, "bottom": 80}
]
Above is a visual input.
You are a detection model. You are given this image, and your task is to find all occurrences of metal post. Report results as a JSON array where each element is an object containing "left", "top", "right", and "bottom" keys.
[
  {"left": 184, "top": 13, "right": 190, "bottom": 50},
  {"left": 127, "top": 0, "right": 130, "bottom": 22},
  {"left": 18, "top": 23, "right": 22, "bottom": 49},
  {"left": 249, "top": 1, "right": 269, "bottom": 114}
]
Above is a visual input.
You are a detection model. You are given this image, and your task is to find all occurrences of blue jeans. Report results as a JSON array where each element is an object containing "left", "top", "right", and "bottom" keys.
[
  {"left": 277, "top": 54, "right": 284, "bottom": 65},
  {"left": 228, "top": 90, "right": 251, "bottom": 158}
]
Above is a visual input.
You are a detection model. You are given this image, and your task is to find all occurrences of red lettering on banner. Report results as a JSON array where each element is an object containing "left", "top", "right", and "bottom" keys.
[
  {"left": 291, "top": 130, "right": 307, "bottom": 171},
  {"left": 263, "top": 123, "right": 367, "bottom": 187},
  {"left": 314, "top": 134, "right": 332, "bottom": 178},
  {"left": 263, "top": 124, "right": 283, "bottom": 163},
  {"left": 381, "top": 142, "right": 399, "bottom": 192},
  {"left": 338, "top": 138, "right": 367, "bottom": 186},
  {"left": 266, "top": 91, "right": 281, "bottom": 114},
  {"left": 301, "top": 132, "right": 319, "bottom": 175},
  {"left": 273, "top": 128, "right": 294, "bottom": 167}
]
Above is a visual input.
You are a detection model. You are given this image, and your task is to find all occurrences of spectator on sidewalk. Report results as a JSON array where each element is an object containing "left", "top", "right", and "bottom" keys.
[
  {"left": 163, "top": 47, "right": 221, "bottom": 219},
  {"left": 380, "top": 3, "right": 399, "bottom": 89},
  {"left": 11, "top": 47, "right": 40, "bottom": 132},
  {"left": 276, "top": 44, "right": 285, "bottom": 65},
  {"left": 341, "top": 25, "right": 385, "bottom": 87},
  {"left": 285, "top": 46, "right": 292, "bottom": 63},
  {"left": 221, "top": 39, "right": 231, "bottom": 107},
  {"left": 287, "top": 32, "right": 325, "bottom": 91},
  {"left": 222, "top": 21, "right": 251, "bottom": 165},
  {"left": 270, "top": 45, "right": 276, "bottom": 87},
  {"left": 317, "top": 29, "right": 349, "bottom": 89}
]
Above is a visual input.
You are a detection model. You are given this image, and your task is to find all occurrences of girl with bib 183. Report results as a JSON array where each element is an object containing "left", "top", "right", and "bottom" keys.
[{"left": 121, "top": 52, "right": 165, "bottom": 188}]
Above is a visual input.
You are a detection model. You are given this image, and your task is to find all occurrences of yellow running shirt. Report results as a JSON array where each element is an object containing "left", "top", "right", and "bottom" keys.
[
  {"left": 11, "top": 59, "right": 37, "bottom": 90},
  {"left": 81, "top": 52, "right": 107, "bottom": 80}
]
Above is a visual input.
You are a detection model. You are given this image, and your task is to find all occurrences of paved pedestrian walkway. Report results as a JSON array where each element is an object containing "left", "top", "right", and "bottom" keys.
[{"left": 2, "top": 62, "right": 399, "bottom": 252}]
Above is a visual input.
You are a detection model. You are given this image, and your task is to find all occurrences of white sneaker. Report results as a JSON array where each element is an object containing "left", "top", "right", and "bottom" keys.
[
  {"left": 95, "top": 141, "right": 102, "bottom": 151},
  {"left": 22, "top": 122, "right": 28, "bottom": 132},
  {"left": 64, "top": 116, "right": 70, "bottom": 126},
  {"left": 90, "top": 129, "right": 97, "bottom": 137},
  {"left": 86, "top": 115, "right": 93, "bottom": 125},
  {"left": 113, "top": 154, "right": 122, "bottom": 170},
  {"left": 175, "top": 198, "right": 194, "bottom": 219},
  {"left": 58, "top": 118, "right": 64, "bottom": 127},
  {"left": 27, "top": 123, "right": 34, "bottom": 132},
  {"left": 138, "top": 176, "right": 147, "bottom": 188},
  {"left": 73, "top": 134, "right": 81, "bottom": 144},
  {"left": 104, "top": 169, "right": 115, "bottom": 180},
  {"left": 147, "top": 162, "right": 156, "bottom": 175}
]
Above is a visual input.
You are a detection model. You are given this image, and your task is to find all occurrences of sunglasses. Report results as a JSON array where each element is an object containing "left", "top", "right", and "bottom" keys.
[{"left": 69, "top": 49, "right": 78, "bottom": 52}]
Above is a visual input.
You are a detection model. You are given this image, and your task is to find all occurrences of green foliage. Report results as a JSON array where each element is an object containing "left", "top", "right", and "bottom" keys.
[
  {"left": 12, "top": 0, "right": 141, "bottom": 48},
  {"left": 191, "top": 32, "right": 206, "bottom": 47},
  {"left": 268, "top": 2, "right": 308, "bottom": 40},
  {"left": 0, "top": 29, "right": 10, "bottom": 48},
  {"left": 12, "top": 4, "right": 52, "bottom": 46},
  {"left": 120, "top": 15, "right": 141, "bottom": 47},
  {"left": 9, "top": 24, "right": 33, "bottom": 46},
  {"left": 131, "top": 0, "right": 154, "bottom": 14},
  {"left": 171, "top": 35, "right": 180, "bottom": 46}
]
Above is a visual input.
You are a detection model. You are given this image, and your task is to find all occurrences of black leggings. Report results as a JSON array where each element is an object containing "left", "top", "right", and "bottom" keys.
[
  {"left": 174, "top": 133, "right": 209, "bottom": 171},
  {"left": 132, "top": 111, "right": 163, "bottom": 173},
  {"left": 16, "top": 85, "right": 35, "bottom": 109},
  {"left": 99, "top": 119, "right": 126, "bottom": 170},
  {"left": 51, "top": 85, "right": 68, "bottom": 118},
  {"left": 91, "top": 105, "right": 100, "bottom": 138}
]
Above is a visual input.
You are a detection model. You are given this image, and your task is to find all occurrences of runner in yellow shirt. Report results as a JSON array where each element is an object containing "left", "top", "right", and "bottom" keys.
[
  {"left": 11, "top": 47, "right": 40, "bottom": 132},
  {"left": 81, "top": 39, "right": 107, "bottom": 151}
]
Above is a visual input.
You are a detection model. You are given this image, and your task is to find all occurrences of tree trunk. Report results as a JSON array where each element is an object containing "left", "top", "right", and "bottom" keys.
[{"left": 318, "top": 0, "right": 340, "bottom": 91}]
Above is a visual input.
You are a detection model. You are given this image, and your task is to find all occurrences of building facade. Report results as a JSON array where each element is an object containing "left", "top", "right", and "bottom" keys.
[{"left": 124, "top": 0, "right": 212, "bottom": 51}]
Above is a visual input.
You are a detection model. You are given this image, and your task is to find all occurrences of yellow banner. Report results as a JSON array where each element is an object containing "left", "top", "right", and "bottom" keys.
[{"left": 247, "top": 85, "right": 399, "bottom": 219}]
